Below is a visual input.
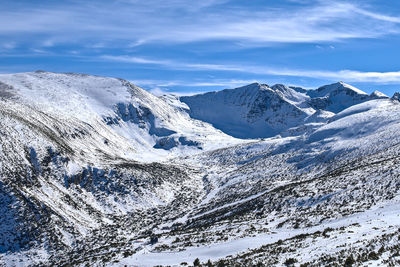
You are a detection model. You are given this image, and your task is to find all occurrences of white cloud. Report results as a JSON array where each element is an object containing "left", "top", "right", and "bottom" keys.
[
  {"left": 101, "top": 56, "right": 171, "bottom": 65},
  {"left": 105, "top": 55, "right": 400, "bottom": 83},
  {"left": 354, "top": 8, "right": 400, "bottom": 24},
  {"left": 30, "top": 48, "right": 47, "bottom": 54},
  {"left": 252, "top": 68, "right": 400, "bottom": 83},
  {"left": 2, "top": 42, "right": 17, "bottom": 50},
  {"left": 1, "top": 1, "right": 400, "bottom": 47},
  {"left": 131, "top": 78, "right": 259, "bottom": 89},
  {"left": 101, "top": 55, "right": 244, "bottom": 71},
  {"left": 262, "top": 68, "right": 400, "bottom": 83},
  {"left": 332, "top": 70, "right": 400, "bottom": 83}
]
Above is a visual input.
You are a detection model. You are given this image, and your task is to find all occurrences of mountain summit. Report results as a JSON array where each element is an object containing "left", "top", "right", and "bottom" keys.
[
  {"left": 180, "top": 83, "right": 310, "bottom": 138},
  {"left": 180, "top": 81, "right": 385, "bottom": 138}
]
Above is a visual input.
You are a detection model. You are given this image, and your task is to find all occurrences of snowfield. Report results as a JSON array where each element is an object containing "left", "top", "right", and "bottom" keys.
[
  {"left": 1, "top": 71, "right": 400, "bottom": 266},
  {"left": 119, "top": 196, "right": 400, "bottom": 266}
]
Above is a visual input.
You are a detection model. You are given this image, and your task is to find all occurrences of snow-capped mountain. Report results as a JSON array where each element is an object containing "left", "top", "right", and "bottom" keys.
[
  {"left": 180, "top": 83, "right": 311, "bottom": 138},
  {"left": 0, "top": 71, "right": 238, "bottom": 264},
  {"left": 392, "top": 91, "right": 400, "bottom": 101},
  {"left": 0, "top": 71, "right": 238, "bottom": 163},
  {"left": 180, "top": 81, "right": 387, "bottom": 138},
  {"left": 1, "top": 71, "right": 400, "bottom": 267},
  {"left": 306, "top": 81, "right": 386, "bottom": 112}
]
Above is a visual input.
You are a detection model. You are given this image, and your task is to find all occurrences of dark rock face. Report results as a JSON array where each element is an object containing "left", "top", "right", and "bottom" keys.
[
  {"left": 0, "top": 82, "right": 16, "bottom": 99},
  {"left": 154, "top": 136, "right": 202, "bottom": 150},
  {"left": 392, "top": 92, "right": 400, "bottom": 101},
  {"left": 105, "top": 103, "right": 176, "bottom": 137}
]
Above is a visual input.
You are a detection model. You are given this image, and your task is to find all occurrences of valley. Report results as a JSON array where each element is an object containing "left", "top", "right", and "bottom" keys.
[{"left": 0, "top": 71, "right": 399, "bottom": 266}]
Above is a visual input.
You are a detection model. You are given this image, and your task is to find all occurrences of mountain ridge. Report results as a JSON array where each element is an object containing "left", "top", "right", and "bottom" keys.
[
  {"left": 180, "top": 80, "right": 389, "bottom": 138},
  {"left": 1, "top": 71, "right": 400, "bottom": 266}
]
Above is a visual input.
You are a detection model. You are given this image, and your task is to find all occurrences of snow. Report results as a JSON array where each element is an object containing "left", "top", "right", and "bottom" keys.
[
  {"left": 180, "top": 81, "right": 380, "bottom": 139},
  {"left": 311, "top": 81, "right": 368, "bottom": 96},
  {"left": 120, "top": 196, "right": 400, "bottom": 266},
  {"left": 1, "top": 72, "right": 400, "bottom": 266},
  {"left": 370, "top": 90, "right": 388, "bottom": 98},
  {"left": 331, "top": 99, "right": 393, "bottom": 121},
  {"left": 0, "top": 71, "right": 241, "bottom": 163},
  {"left": 0, "top": 72, "right": 131, "bottom": 121},
  {"left": 308, "top": 99, "right": 400, "bottom": 153},
  {"left": 180, "top": 83, "right": 311, "bottom": 138}
]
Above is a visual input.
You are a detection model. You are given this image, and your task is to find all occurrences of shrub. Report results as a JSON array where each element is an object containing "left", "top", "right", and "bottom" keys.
[{"left": 284, "top": 258, "right": 298, "bottom": 266}]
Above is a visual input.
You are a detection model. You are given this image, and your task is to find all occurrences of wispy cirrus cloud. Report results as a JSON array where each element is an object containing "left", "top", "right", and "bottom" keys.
[
  {"left": 131, "top": 79, "right": 259, "bottom": 88},
  {"left": 100, "top": 55, "right": 243, "bottom": 71},
  {"left": 103, "top": 55, "right": 400, "bottom": 83},
  {"left": 266, "top": 69, "right": 400, "bottom": 83},
  {"left": 353, "top": 8, "right": 400, "bottom": 23},
  {"left": 1, "top": 0, "right": 400, "bottom": 48}
]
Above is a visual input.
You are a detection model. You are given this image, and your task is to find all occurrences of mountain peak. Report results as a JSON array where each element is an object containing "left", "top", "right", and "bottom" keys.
[
  {"left": 370, "top": 90, "right": 389, "bottom": 98},
  {"left": 237, "top": 82, "right": 269, "bottom": 91},
  {"left": 180, "top": 82, "right": 311, "bottom": 138},
  {"left": 315, "top": 81, "right": 368, "bottom": 96},
  {"left": 271, "top": 83, "right": 287, "bottom": 90},
  {"left": 271, "top": 83, "right": 310, "bottom": 105}
]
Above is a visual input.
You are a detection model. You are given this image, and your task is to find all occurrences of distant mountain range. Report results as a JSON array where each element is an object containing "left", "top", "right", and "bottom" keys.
[
  {"left": 180, "top": 81, "right": 388, "bottom": 138},
  {"left": 1, "top": 71, "right": 400, "bottom": 266}
]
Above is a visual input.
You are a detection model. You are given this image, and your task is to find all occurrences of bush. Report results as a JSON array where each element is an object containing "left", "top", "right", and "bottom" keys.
[
  {"left": 150, "top": 236, "right": 158, "bottom": 245},
  {"left": 368, "top": 251, "right": 379, "bottom": 260},
  {"left": 284, "top": 258, "right": 298, "bottom": 266},
  {"left": 344, "top": 255, "right": 355, "bottom": 267}
]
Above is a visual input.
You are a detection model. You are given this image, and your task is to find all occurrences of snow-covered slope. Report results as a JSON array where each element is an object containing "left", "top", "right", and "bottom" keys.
[
  {"left": 180, "top": 81, "right": 387, "bottom": 139},
  {"left": 122, "top": 98, "right": 400, "bottom": 266},
  {"left": 306, "top": 81, "right": 387, "bottom": 113},
  {"left": 0, "top": 71, "right": 238, "bottom": 163},
  {"left": 0, "top": 71, "right": 240, "bottom": 264},
  {"left": 1, "top": 71, "right": 400, "bottom": 266},
  {"left": 180, "top": 83, "right": 314, "bottom": 138}
]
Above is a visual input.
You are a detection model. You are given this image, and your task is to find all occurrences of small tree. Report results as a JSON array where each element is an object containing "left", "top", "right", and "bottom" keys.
[
  {"left": 193, "top": 258, "right": 201, "bottom": 266},
  {"left": 150, "top": 235, "right": 158, "bottom": 245},
  {"left": 368, "top": 251, "right": 379, "bottom": 260},
  {"left": 284, "top": 258, "right": 298, "bottom": 266},
  {"left": 344, "top": 255, "right": 355, "bottom": 267}
]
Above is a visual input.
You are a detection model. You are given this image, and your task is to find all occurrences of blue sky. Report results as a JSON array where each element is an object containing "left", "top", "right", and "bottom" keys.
[{"left": 2, "top": 0, "right": 400, "bottom": 95}]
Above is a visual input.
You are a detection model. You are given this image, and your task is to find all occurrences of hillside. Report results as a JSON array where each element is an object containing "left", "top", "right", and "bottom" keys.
[
  {"left": 180, "top": 81, "right": 386, "bottom": 138},
  {"left": 0, "top": 71, "right": 400, "bottom": 266}
]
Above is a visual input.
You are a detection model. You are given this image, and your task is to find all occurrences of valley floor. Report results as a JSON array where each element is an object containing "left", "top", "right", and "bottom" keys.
[{"left": 120, "top": 196, "right": 400, "bottom": 266}]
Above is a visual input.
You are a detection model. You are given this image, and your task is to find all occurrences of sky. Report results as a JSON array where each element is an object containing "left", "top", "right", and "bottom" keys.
[{"left": 1, "top": 0, "right": 400, "bottom": 96}]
